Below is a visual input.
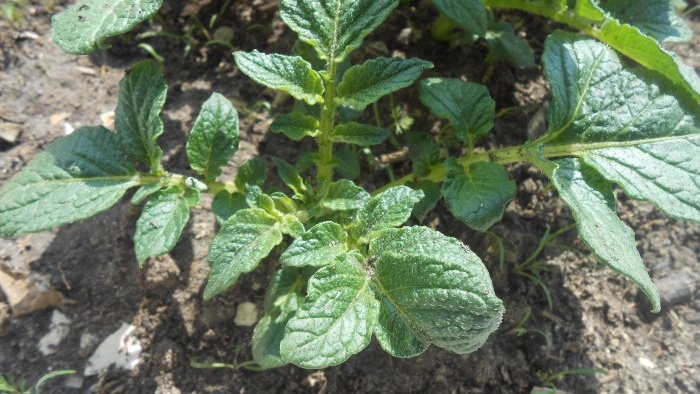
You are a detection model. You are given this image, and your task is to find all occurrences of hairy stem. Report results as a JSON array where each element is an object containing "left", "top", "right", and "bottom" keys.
[{"left": 316, "top": 62, "right": 339, "bottom": 189}]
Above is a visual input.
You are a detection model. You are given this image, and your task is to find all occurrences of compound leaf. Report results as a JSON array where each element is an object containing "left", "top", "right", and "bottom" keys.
[
  {"left": 432, "top": 0, "right": 488, "bottom": 37},
  {"left": 52, "top": 0, "right": 164, "bottom": 55},
  {"left": 353, "top": 186, "right": 424, "bottom": 241},
  {"left": 332, "top": 122, "right": 388, "bottom": 146},
  {"left": 550, "top": 159, "right": 660, "bottom": 312},
  {"left": 543, "top": 32, "right": 700, "bottom": 223},
  {"left": 419, "top": 78, "right": 495, "bottom": 142},
  {"left": 271, "top": 112, "right": 319, "bottom": 141},
  {"left": 204, "top": 209, "right": 283, "bottom": 299},
  {"left": 234, "top": 50, "right": 324, "bottom": 105},
  {"left": 186, "top": 93, "right": 240, "bottom": 180},
  {"left": 134, "top": 187, "right": 198, "bottom": 266},
  {"left": 253, "top": 267, "right": 305, "bottom": 369},
  {"left": 0, "top": 126, "right": 138, "bottom": 237},
  {"left": 369, "top": 227, "right": 505, "bottom": 357},
  {"left": 441, "top": 160, "right": 516, "bottom": 232},
  {"left": 281, "top": 222, "right": 348, "bottom": 268},
  {"left": 598, "top": 0, "right": 691, "bottom": 43},
  {"left": 280, "top": 251, "right": 379, "bottom": 368},
  {"left": 280, "top": 0, "right": 398, "bottom": 63},
  {"left": 321, "top": 179, "right": 370, "bottom": 211},
  {"left": 337, "top": 57, "right": 433, "bottom": 110},
  {"left": 115, "top": 60, "right": 167, "bottom": 169}
]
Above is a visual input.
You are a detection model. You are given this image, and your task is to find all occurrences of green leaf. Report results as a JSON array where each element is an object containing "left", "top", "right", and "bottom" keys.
[
  {"left": 353, "top": 186, "right": 424, "bottom": 241},
  {"left": 406, "top": 130, "right": 440, "bottom": 177},
  {"left": 253, "top": 268, "right": 305, "bottom": 369},
  {"left": 598, "top": 0, "right": 691, "bottom": 43},
  {"left": 272, "top": 158, "right": 306, "bottom": 198},
  {"left": 280, "top": 251, "right": 379, "bottom": 368},
  {"left": 332, "top": 147, "right": 361, "bottom": 180},
  {"left": 211, "top": 190, "right": 248, "bottom": 225},
  {"left": 0, "top": 126, "right": 138, "bottom": 237},
  {"left": 204, "top": 209, "right": 283, "bottom": 299},
  {"left": 543, "top": 32, "right": 700, "bottom": 223},
  {"left": 485, "top": 0, "right": 700, "bottom": 106},
  {"left": 281, "top": 222, "right": 348, "bottom": 268},
  {"left": 280, "top": 0, "right": 399, "bottom": 63},
  {"left": 408, "top": 180, "right": 441, "bottom": 223},
  {"left": 131, "top": 181, "right": 164, "bottom": 204},
  {"left": 234, "top": 50, "right": 324, "bottom": 105},
  {"left": 235, "top": 157, "right": 267, "bottom": 191},
  {"left": 134, "top": 187, "right": 198, "bottom": 266},
  {"left": 419, "top": 78, "right": 495, "bottom": 142},
  {"left": 52, "top": 0, "right": 164, "bottom": 55},
  {"left": 485, "top": 22, "right": 535, "bottom": 69},
  {"left": 115, "top": 60, "right": 167, "bottom": 169},
  {"left": 186, "top": 93, "right": 240, "bottom": 180},
  {"left": 332, "top": 122, "right": 389, "bottom": 146},
  {"left": 321, "top": 179, "right": 370, "bottom": 211},
  {"left": 550, "top": 159, "right": 660, "bottom": 312},
  {"left": 336, "top": 57, "right": 433, "bottom": 110},
  {"left": 271, "top": 112, "right": 319, "bottom": 141},
  {"left": 369, "top": 227, "right": 505, "bottom": 357},
  {"left": 441, "top": 160, "right": 516, "bottom": 232},
  {"left": 433, "top": 0, "right": 488, "bottom": 37}
]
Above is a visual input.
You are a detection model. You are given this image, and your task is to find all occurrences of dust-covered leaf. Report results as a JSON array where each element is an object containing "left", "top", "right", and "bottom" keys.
[
  {"left": 281, "top": 222, "right": 348, "bottom": 268},
  {"left": 134, "top": 187, "right": 199, "bottom": 265},
  {"left": 369, "top": 226, "right": 504, "bottom": 357},
  {"left": 52, "top": 0, "right": 164, "bottom": 54},
  {"left": 271, "top": 112, "right": 319, "bottom": 141},
  {"left": 280, "top": 0, "right": 398, "bottom": 63},
  {"left": 204, "top": 209, "right": 283, "bottom": 299},
  {"left": 0, "top": 126, "right": 138, "bottom": 237},
  {"left": 419, "top": 78, "right": 495, "bottom": 142},
  {"left": 280, "top": 251, "right": 379, "bottom": 368},
  {"left": 115, "top": 60, "right": 167, "bottom": 169},
  {"left": 598, "top": 0, "right": 691, "bottom": 43},
  {"left": 337, "top": 57, "right": 433, "bottom": 110},
  {"left": 543, "top": 32, "right": 700, "bottom": 223},
  {"left": 441, "top": 160, "right": 516, "bottom": 232},
  {"left": 353, "top": 186, "right": 424, "bottom": 241},
  {"left": 321, "top": 179, "right": 370, "bottom": 211},
  {"left": 485, "top": 22, "right": 535, "bottom": 68},
  {"left": 550, "top": 159, "right": 660, "bottom": 312},
  {"left": 186, "top": 93, "right": 240, "bottom": 180},
  {"left": 253, "top": 267, "right": 305, "bottom": 369},
  {"left": 234, "top": 50, "right": 325, "bottom": 105},
  {"left": 432, "top": 0, "right": 487, "bottom": 37},
  {"left": 332, "top": 122, "right": 388, "bottom": 146}
]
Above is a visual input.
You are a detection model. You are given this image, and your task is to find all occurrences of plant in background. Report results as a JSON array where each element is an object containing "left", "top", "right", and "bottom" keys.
[{"left": 2, "top": 0, "right": 699, "bottom": 371}]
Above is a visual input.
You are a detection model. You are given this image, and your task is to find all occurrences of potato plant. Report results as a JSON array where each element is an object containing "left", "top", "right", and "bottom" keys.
[{"left": 1, "top": 0, "right": 698, "bottom": 369}]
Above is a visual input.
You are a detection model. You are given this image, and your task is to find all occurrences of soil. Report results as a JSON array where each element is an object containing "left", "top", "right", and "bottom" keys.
[{"left": 0, "top": 1, "right": 698, "bottom": 393}]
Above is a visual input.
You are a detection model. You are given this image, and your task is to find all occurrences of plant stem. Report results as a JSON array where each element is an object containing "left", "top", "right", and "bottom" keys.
[{"left": 316, "top": 61, "right": 339, "bottom": 189}]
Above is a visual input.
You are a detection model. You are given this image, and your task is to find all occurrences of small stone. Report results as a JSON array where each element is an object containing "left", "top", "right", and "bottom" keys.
[
  {"left": 38, "top": 310, "right": 72, "bottom": 356},
  {"left": 64, "top": 375, "right": 84, "bottom": 389},
  {"left": 85, "top": 323, "right": 142, "bottom": 376},
  {"left": 0, "top": 122, "right": 22, "bottom": 144},
  {"left": 0, "top": 302, "right": 9, "bottom": 333},
  {"left": 656, "top": 272, "right": 694, "bottom": 307},
  {"left": 0, "top": 267, "right": 66, "bottom": 316},
  {"left": 49, "top": 112, "right": 71, "bottom": 126},
  {"left": 233, "top": 302, "right": 258, "bottom": 327},
  {"left": 79, "top": 332, "right": 99, "bottom": 356},
  {"left": 639, "top": 356, "right": 656, "bottom": 369}
]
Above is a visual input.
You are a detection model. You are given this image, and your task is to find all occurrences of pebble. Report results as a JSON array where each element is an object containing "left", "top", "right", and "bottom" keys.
[
  {"left": 233, "top": 302, "right": 258, "bottom": 327},
  {"left": 0, "top": 122, "right": 22, "bottom": 144},
  {"left": 38, "top": 310, "right": 72, "bottom": 356},
  {"left": 85, "top": 323, "right": 142, "bottom": 376},
  {"left": 656, "top": 272, "right": 694, "bottom": 307},
  {"left": 79, "top": 332, "right": 99, "bottom": 356}
]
